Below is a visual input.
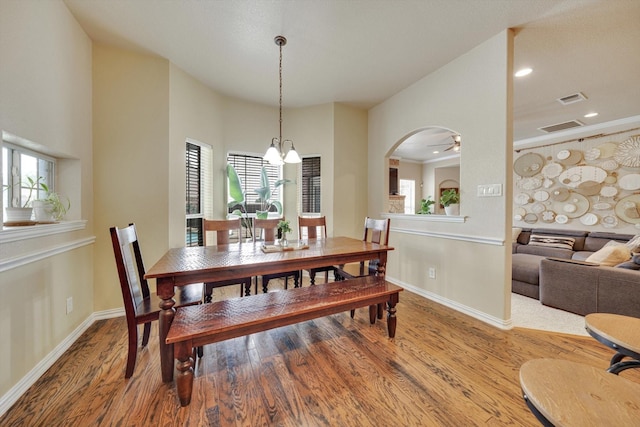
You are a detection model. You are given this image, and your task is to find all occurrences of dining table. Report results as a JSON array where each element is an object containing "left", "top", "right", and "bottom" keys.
[{"left": 145, "top": 235, "right": 394, "bottom": 382}]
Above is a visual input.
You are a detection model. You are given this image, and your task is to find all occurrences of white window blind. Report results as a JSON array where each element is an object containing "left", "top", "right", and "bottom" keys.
[{"left": 227, "top": 153, "right": 281, "bottom": 214}]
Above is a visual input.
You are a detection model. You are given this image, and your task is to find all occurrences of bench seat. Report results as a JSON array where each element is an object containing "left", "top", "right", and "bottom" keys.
[{"left": 166, "top": 275, "right": 403, "bottom": 406}]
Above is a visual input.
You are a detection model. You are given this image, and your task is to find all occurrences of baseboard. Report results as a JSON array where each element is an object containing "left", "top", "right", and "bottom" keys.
[
  {"left": 0, "top": 308, "right": 124, "bottom": 417},
  {"left": 385, "top": 276, "right": 512, "bottom": 330}
]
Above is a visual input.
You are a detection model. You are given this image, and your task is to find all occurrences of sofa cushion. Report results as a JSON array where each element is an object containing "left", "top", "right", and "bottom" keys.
[
  {"left": 517, "top": 244, "right": 574, "bottom": 259},
  {"left": 615, "top": 261, "right": 640, "bottom": 270},
  {"left": 528, "top": 234, "right": 576, "bottom": 250},
  {"left": 512, "top": 253, "right": 544, "bottom": 285},
  {"left": 583, "top": 232, "right": 636, "bottom": 252},
  {"left": 625, "top": 234, "right": 640, "bottom": 252},
  {"left": 512, "top": 227, "right": 523, "bottom": 243},
  {"left": 585, "top": 242, "right": 631, "bottom": 266}
]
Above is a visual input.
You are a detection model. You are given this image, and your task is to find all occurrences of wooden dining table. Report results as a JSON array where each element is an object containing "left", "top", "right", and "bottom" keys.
[{"left": 145, "top": 236, "right": 394, "bottom": 382}]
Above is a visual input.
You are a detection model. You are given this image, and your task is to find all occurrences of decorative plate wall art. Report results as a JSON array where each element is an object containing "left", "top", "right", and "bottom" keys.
[
  {"left": 613, "top": 135, "right": 640, "bottom": 168},
  {"left": 575, "top": 181, "right": 602, "bottom": 196},
  {"left": 580, "top": 213, "right": 598, "bottom": 226},
  {"left": 602, "top": 215, "right": 618, "bottom": 228},
  {"left": 584, "top": 148, "right": 601, "bottom": 161},
  {"left": 596, "top": 142, "right": 618, "bottom": 159},
  {"left": 558, "top": 166, "right": 607, "bottom": 188},
  {"left": 514, "top": 153, "right": 545, "bottom": 177},
  {"left": 518, "top": 177, "right": 543, "bottom": 190},
  {"left": 553, "top": 193, "right": 590, "bottom": 219},
  {"left": 542, "top": 162, "right": 563, "bottom": 178},
  {"left": 557, "top": 150, "right": 582, "bottom": 166},
  {"left": 618, "top": 173, "right": 640, "bottom": 190},
  {"left": 615, "top": 194, "right": 640, "bottom": 224}
]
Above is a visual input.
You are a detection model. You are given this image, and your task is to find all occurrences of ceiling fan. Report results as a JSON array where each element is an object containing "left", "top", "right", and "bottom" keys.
[{"left": 430, "top": 134, "right": 461, "bottom": 152}]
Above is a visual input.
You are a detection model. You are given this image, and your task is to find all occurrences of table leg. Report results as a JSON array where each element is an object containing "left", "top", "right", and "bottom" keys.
[
  {"left": 376, "top": 254, "right": 387, "bottom": 319},
  {"left": 386, "top": 293, "right": 399, "bottom": 338},
  {"left": 157, "top": 278, "right": 176, "bottom": 383}
]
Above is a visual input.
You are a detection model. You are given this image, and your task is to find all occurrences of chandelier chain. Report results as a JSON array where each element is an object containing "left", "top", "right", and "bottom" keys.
[{"left": 278, "top": 40, "right": 283, "bottom": 142}]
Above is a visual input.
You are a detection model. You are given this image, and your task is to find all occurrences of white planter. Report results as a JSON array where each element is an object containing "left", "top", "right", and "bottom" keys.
[
  {"left": 32, "top": 200, "right": 56, "bottom": 222},
  {"left": 5, "top": 207, "right": 34, "bottom": 222},
  {"left": 444, "top": 204, "right": 460, "bottom": 216}
]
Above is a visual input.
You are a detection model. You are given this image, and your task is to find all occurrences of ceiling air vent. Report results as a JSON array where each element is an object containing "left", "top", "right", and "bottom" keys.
[
  {"left": 557, "top": 92, "right": 587, "bottom": 105},
  {"left": 538, "top": 120, "right": 584, "bottom": 133}
]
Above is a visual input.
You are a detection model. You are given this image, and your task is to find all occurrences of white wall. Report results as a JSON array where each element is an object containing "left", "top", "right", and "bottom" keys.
[
  {"left": 369, "top": 30, "right": 514, "bottom": 324},
  {"left": 0, "top": 0, "right": 93, "bottom": 398}
]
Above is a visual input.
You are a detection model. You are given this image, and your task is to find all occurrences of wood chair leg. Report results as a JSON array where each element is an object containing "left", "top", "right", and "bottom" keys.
[
  {"left": 125, "top": 325, "right": 138, "bottom": 379},
  {"left": 310, "top": 271, "right": 316, "bottom": 285},
  {"left": 141, "top": 322, "right": 151, "bottom": 347},
  {"left": 204, "top": 283, "right": 213, "bottom": 303}
]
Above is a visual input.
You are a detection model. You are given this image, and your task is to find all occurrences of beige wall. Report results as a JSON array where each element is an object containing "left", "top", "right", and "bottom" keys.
[
  {"left": 333, "top": 104, "right": 368, "bottom": 238},
  {"left": 92, "top": 44, "right": 170, "bottom": 311},
  {"left": 398, "top": 160, "right": 422, "bottom": 214},
  {"left": 369, "top": 30, "right": 514, "bottom": 323},
  {"left": 0, "top": 0, "right": 93, "bottom": 397}
]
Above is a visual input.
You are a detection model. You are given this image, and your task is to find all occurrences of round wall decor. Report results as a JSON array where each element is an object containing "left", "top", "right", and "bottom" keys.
[
  {"left": 580, "top": 213, "right": 598, "bottom": 226},
  {"left": 618, "top": 173, "right": 640, "bottom": 190},
  {"left": 615, "top": 194, "right": 640, "bottom": 224},
  {"left": 555, "top": 214, "right": 569, "bottom": 224},
  {"left": 558, "top": 166, "right": 607, "bottom": 188},
  {"left": 514, "top": 153, "right": 545, "bottom": 177},
  {"left": 550, "top": 187, "right": 570, "bottom": 201},
  {"left": 557, "top": 150, "right": 582, "bottom": 166},
  {"left": 613, "top": 135, "right": 640, "bottom": 167},
  {"left": 542, "top": 162, "right": 563, "bottom": 178},
  {"left": 584, "top": 148, "right": 601, "bottom": 161},
  {"left": 596, "top": 142, "right": 618, "bottom": 159}
]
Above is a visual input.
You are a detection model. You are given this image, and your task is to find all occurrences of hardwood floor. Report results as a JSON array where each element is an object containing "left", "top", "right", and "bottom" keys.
[{"left": 2, "top": 280, "right": 637, "bottom": 426}]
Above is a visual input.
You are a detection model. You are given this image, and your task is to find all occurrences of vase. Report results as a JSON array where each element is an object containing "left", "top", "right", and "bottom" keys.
[
  {"left": 280, "top": 235, "right": 289, "bottom": 247},
  {"left": 444, "top": 204, "right": 460, "bottom": 216}
]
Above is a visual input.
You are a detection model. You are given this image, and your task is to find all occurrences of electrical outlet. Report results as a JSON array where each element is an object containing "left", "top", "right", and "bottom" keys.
[
  {"left": 66, "top": 297, "right": 73, "bottom": 314},
  {"left": 428, "top": 268, "right": 436, "bottom": 279}
]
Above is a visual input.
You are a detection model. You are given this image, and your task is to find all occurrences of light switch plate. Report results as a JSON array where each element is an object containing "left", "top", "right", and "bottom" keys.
[{"left": 477, "top": 184, "right": 502, "bottom": 197}]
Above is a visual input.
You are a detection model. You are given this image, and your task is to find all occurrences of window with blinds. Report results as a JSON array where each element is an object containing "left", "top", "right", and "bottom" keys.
[
  {"left": 186, "top": 142, "right": 202, "bottom": 246},
  {"left": 301, "top": 156, "right": 321, "bottom": 213},
  {"left": 227, "top": 153, "right": 281, "bottom": 214}
]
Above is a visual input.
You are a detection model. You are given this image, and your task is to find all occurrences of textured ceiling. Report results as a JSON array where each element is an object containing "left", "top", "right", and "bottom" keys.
[{"left": 63, "top": 0, "right": 640, "bottom": 160}]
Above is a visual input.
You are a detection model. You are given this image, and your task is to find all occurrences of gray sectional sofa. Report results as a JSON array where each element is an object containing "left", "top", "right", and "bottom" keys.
[{"left": 512, "top": 228, "right": 640, "bottom": 317}]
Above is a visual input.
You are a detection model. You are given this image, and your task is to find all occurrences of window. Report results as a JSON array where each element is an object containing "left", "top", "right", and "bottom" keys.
[
  {"left": 301, "top": 156, "right": 321, "bottom": 214},
  {"left": 185, "top": 141, "right": 212, "bottom": 247},
  {"left": 2, "top": 143, "right": 55, "bottom": 222},
  {"left": 227, "top": 153, "right": 281, "bottom": 215},
  {"left": 399, "top": 179, "right": 415, "bottom": 214}
]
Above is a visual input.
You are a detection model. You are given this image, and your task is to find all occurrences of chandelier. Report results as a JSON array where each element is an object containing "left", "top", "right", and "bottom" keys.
[{"left": 263, "top": 35, "right": 301, "bottom": 165}]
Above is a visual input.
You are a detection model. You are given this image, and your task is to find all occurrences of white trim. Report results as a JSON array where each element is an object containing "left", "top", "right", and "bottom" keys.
[
  {"left": 1, "top": 220, "right": 87, "bottom": 244},
  {"left": 383, "top": 213, "right": 466, "bottom": 223},
  {"left": 390, "top": 225, "right": 504, "bottom": 246},
  {"left": 0, "top": 235, "right": 95, "bottom": 272},
  {"left": 386, "top": 275, "right": 512, "bottom": 330}
]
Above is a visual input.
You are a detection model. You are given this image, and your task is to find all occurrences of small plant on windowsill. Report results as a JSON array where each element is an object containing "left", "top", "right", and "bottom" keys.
[
  {"left": 416, "top": 196, "right": 435, "bottom": 214},
  {"left": 3, "top": 176, "right": 43, "bottom": 223},
  {"left": 32, "top": 183, "right": 70, "bottom": 222},
  {"left": 277, "top": 220, "right": 291, "bottom": 247},
  {"left": 440, "top": 188, "right": 460, "bottom": 216}
]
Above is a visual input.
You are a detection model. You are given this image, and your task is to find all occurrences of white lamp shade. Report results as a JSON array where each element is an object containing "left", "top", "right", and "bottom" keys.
[
  {"left": 283, "top": 148, "right": 302, "bottom": 163},
  {"left": 264, "top": 146, "right": 282, "bottom": 165}
]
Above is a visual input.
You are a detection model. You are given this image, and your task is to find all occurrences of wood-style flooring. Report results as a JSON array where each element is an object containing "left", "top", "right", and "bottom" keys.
[{"left": 2, "top": 280, "right": 637, "bottom": 426}]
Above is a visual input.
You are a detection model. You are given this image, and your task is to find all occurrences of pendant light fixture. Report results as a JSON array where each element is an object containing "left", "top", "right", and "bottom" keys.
[{"left": 263, "top": 35, "right": 302, "bottom": 165}]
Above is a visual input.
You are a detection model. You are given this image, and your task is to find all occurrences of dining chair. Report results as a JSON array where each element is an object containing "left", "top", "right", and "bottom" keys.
[
  {"left": 253, "top": 218, "right": 300, "bottom": 293},
  {"left": 335, "top": 217, "right": 391, "bottom": 280},
  {"left": 203, "top": 218, "right": 253, "bottom": 301},
  {"left": 110, "top": 223, "right": 203, "bottom": 378},
  {"left": 298, "top": 216, "right": 338, "bottom": 285}
]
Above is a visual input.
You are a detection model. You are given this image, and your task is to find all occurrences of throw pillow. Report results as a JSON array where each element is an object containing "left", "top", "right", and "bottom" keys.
[
  {"left": 625, "top": 234, "right": 640, "bottom": 253},
  {"left": 586, "top": 243, "right": 632, "bottom": 266},
  {"left": 615, "top": 261, "right": 640, "bottom": 270},
  {"left": 512, "top": 227, "right": 522, "bottom": 243},
  {"left": 528, "top": 234, "right": 575, "bottom": 250}
]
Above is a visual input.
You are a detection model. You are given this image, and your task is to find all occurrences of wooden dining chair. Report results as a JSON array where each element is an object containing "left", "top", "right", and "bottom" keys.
[
  {"left": 298, "top": 216, "right": 338, "bottom": 285},
  {"left": 335, "top": 217, "right": 391, "bottom": 280},
  {"left": 202, "top": 218, "right": 253, "bottom": 301},
  {"left": 110, "top": 223, "right": 203, "bottom": 378},
  {"left": 253, "top": 218, "right": 300, "bottom": 293}
]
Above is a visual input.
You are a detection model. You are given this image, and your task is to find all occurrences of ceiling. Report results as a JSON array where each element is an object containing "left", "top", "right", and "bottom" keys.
[{"left": 63, "top": 0, "right": 640, "bottom": 161}]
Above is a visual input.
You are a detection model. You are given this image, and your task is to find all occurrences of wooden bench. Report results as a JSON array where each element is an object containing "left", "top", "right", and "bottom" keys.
[{"left": 166, "top": 275, "right": 403, "bottom": 406}]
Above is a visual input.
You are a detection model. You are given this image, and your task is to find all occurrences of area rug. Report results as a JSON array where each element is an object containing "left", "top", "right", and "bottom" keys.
[{"left": 511, "top": 293, "right": 588, "bottom": 336}]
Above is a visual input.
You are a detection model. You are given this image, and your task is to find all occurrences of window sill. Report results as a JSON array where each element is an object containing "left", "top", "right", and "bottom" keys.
[{"left": 0, "top": 220, "right": 87, "bottom": 244}]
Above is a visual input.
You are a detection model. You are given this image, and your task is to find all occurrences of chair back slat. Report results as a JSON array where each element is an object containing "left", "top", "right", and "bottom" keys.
[
  {"left": 253, "top": 218, "right": 281, "bottom": 242},
  {"left": 298, "top": 216, "right": 327, "bottom": 240},
  {"left": 110, "top": 224, "right": 149, "bottom": 318},
  {"left": 203, "top": 218, "right": 242, "bottom": 245},
  {"left": 363, "top": 217, "right": 390, "bottom": 245}
]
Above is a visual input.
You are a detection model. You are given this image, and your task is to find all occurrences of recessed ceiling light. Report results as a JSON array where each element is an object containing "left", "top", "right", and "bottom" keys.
[
  {"left": 433, "top": 150, "right": 440, "bottom": 154},
  {"left": 584, "top": 112, "right": 598, "bottom": 118},
  {"left": 515, "top": 68, "right": 533, "bottom": 77}
]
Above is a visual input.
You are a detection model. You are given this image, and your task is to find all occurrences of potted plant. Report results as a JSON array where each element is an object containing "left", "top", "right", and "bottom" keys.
[
  {"left": 277, "top": 219, "right": 292, "bottom": 247},
  {"left": 440, "top": 188, "right": 460, "bottom": 216},
  {"left": 254, "top": 166, "right": 292, "bottom": 219},
  {"left": 4, "top": 176, "right": 42, "bottom": 223},
  {"left": 416, "top": 196, "right": 435, "bottom": 214},
  {"left": 32, "top": 183, "right": 70, "bottom": 222}
]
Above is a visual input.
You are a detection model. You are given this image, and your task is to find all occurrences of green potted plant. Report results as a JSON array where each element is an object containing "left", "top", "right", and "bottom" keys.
[
  {"left": 416, "top": 196, "right": 435, "bottom": 214},
  {"left": 254, "top": 166, "right": 292, "bottom": 219},
  {"left": 277, "top": 219, "right": 292, "bottom": 246},
  {"left": 440, "top": 188, "right": 460, "bottom": 216},
  {"left": 4, "top": 176, "right": 43, "bottom": 223},
  {"left": 32, "top": 182, "right": 70, "bottom": 222}
]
